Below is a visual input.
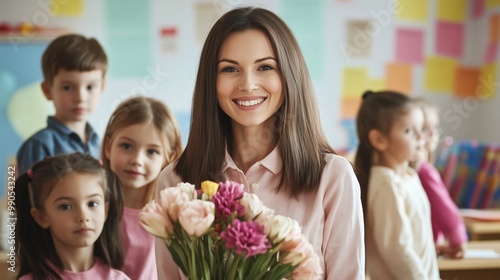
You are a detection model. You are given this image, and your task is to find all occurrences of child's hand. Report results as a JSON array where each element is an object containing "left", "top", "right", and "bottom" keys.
[{"left": 436, "top": 243, "right": 465, "bottom": 259}]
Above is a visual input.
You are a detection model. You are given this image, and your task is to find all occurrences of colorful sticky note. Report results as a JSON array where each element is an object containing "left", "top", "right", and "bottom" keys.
[
  {"left": 345, "top": 20, "right": 372, "bottom": 58},
  {"left": 368, "top": 78, "right": 386, "bottom": 92},
  {"left": 484, "top": 42, "right": 499, "bottom": 63},
  {"left": 52, "top": 0, "right": 84, "bottom": 16},
  {"left": 437, "top": 0, "right": 467, "bottom": 22},
  {"left": 341, "top": 97, "right": 362, "bottom": 119},
  {"left": 478, "top": 63, "right": 498, "bottom": 99},
  {"left": 341, "top": 67, "right": 368, "bottom": 98},
  {"left": 424, "top": 56, "right": 458, "bottom": 92},
  {"left": 454, "top": 67, "right": 480, "bottom": 98},
  {"left": 397, "top": 0, "right": 428, "bottom": 21},
  {"left": 486, "top": 0, "right": 500, "bottom": 8},
  {"left": 473, "top": 0, "right": 486, "bottom": 19},
  {"left": 436, "top": 21, "right": 465, "bottom": 58},
  {"left": 395, "top": 28, "right": 424, "bottom": 64},
  {"left": 385, "top": 63, "right": 413, "bottom": 94},
  {"left": 490, "top": 15, "right": 500, "bottom": 42}
]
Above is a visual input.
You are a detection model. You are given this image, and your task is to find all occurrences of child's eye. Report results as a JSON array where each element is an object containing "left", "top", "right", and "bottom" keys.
[
  {"left": 87, "top": 84, "right": 98, "bottom": 91},
  {"left": 148, "top": 149, "right": 160, "bottom": 155},
  {"left": 405, "top": 128, "right": 413, "bottom": 134},
  {"left": 88, "top": 201, "right": 100, "bottom": 208},
  {"left": 120, "top": 143, "right": 132, "bottom": 150},
  {"left": 58, "top": 204, "right": 71, "bottom": 210},
  {"left": 220, "top": 66, "right": 237, "bottom": 73},
  {"left": 62, "top": 85, "right": 73, "bottom": 91}
]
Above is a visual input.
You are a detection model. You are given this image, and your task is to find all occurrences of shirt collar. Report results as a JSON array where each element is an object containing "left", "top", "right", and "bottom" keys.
[
  {"left": 222, "top": 145, "right": 282, "bottom": 174},
  {"left": 47, "top": 116, "right": 98, "bottom": 142}
]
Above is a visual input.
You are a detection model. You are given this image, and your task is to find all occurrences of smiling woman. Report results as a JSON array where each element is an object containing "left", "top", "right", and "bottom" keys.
[{"left": 155, "top": 6, "right": 365, "bottom": 280}]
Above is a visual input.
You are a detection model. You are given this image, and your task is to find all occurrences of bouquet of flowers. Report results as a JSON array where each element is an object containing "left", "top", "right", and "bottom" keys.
[{"left": 140, "top": 180, "right": 322, "bottom": 280}]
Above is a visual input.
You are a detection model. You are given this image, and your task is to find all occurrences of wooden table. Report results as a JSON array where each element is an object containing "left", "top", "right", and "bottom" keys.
[
  {"left": 461, "top": 209, "right": 500, "bottom": 240},
  {"left": 438, "top": 240, "right": 500, "bottom": 280}
]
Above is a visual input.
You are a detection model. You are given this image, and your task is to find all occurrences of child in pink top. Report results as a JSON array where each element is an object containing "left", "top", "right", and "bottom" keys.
[
  {"left": 15, "top": 153, "right": 129, "bottom": 280},
  {"left": 413, "top": 97, "right": 467, "bottom": 258},
  {"left": 101, "top": 97, "right": 183, "bottom": 280}
]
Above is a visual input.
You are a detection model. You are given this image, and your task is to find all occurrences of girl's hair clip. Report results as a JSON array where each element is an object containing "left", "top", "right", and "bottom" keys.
[
  {"left": 27, "top": 169, "right": 33, "bottom": 179},
  {"left": 362, "top": 90, "right": 375, "bottom": 100}
]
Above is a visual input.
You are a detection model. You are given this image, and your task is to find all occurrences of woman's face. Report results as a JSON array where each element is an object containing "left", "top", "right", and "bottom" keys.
[{"left": 216, "top": 29, "right": 284, "bottom": 130}]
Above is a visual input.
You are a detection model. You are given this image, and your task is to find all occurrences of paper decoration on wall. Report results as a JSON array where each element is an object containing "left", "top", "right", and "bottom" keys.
[
  {"left": 195, "top": 2, "right": 219, "bottom": 44},
  {"left": 437, "top": 0, "right": 467, "bottom": 22},
  {"left": 473, "top": 0, "right": 486, "bottom": 19},
  {"left": 159, "top": 27, "right": 178, "bottom": 53},
  {"left": 105, "top": 0, "right": 152, "bottom": 78},
  {"left": 478, "top": 63, "right": 498, "bottom": 99},
  {"left": 397, "top": 0, "right": 428, "bottom": 22},
  {"left": 436, "top": 21, "right": 465, "bottom": 59},
  {"left": 424, "top": 56, "right": 457, "bottom": 92},
  {"left": 339, "top": 118, "right": 358, "bottom": 156},
  {"left": 454, "top": 66, "right": 480, "bottom": 98},
  {"left": 341, "top": 67, "right": 368, "bottom": 98},
  {"left": 341, "top": 97, "right": 361, "bottom": 119},
  {"left": 345, "top": 20, "right": 372, "bottom": 58},
  {"left": 486, "top": 0, "right": 500, "bottom": 8},
  {"left": 395, "top": 28, "right": 424, "bottom": 64},
  {"left": 368, "top": 78, "right": 386, "bottom": 92},
  {"left": 386, "top": 63, "right": 413, "bottom": 94},
  {"left": 7, "top": 82, "right": 54, "bottom": 140},
  {"left": 281, "top": 0, "right": 325, "bottom": 80},
  {"left": 51, "top": 0, "right": 84, "bottom": 17},
  {"left": 484, "top": 42, "right": 498, "bottom": 63},
  {"left": 490, "top": 14, "right": 500, "bottom": 42}
]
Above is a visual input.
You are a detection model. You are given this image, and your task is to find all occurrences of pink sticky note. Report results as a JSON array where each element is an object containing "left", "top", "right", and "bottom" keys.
[
  {"left": 436, "top": 21, "right": 465, "bottom": 58},
  {"left": 395, "top": 28, "right": 424, "bottom": 64},
  {"left": 484, "top": 42, "right": 498, "bottom": 63},
  {"left": 473, "top": 0, "right": 485, "bottom": 19}
]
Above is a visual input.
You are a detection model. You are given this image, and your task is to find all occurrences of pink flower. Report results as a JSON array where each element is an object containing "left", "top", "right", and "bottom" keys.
[
  {"left": 178, "top": 200, "right": 215, "bottom": 237},
  {"left": 220, "top": 219, "right": 271, "bottom": 258},
  {"left": 159, "top": 187, "right": 190, "bottom": 221},
  {"left": 211, "top": 181, "right": 245, "bottom": 219},
  {"left": 291, "top": 244, "right": 323, "bottom": 280},
  {"left": 281, "top": 233, "right": 323, "bottom": 279},
  {"left": 140, "top": 199, "right": 173, "bottom": 239}
]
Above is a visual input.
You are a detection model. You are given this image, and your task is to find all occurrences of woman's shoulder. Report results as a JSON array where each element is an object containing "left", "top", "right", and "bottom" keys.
[{"left": 323, "top": 153, "right": 354, "bottom": 170}]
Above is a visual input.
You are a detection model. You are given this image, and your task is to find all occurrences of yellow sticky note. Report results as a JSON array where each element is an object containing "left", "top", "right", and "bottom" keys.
[
  {"left": 437, "top": 0, "right": 467, "bottom": 22},
  {"left": 342, "top": 67, "right": 368, "bottom": 98},
  {"left": 368, "top": 78, "right": 386, "bottom": 92},
  {"left": 486, "top": 0, "right": 500, "bottom": 8},
  {"left": 424, "top": 56, "right": 458, "bottom": 92},
  {"left": 397, "top": 0, "right": 428, "bottom": 22},
  {"left": 52, "top": 0, "right": 84, "bottom": 17},
  {"left": 478, "top": 63, "right": 498, "bottom": 99}
]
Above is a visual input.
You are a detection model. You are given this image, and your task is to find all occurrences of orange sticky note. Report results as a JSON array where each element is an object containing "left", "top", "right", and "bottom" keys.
[
  {"left": 424, "top": 56, "right": 458, "bottom": 92},
  {"left": 490, "top": 15, "right": 500, "bottom": 42},
  {"left": 341, "top": 97, "right": 362, "bottom": 119},
  {"left": 385, "top": 63, "right": 413, "bottom": 94},
  {"left": 454, "top": 67, "right": 480, "bottom": 98}
]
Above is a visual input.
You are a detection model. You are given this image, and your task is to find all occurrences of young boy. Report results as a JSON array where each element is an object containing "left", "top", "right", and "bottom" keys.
[{"left": 16, "top": 34, "right": 107, "bottom": 174}]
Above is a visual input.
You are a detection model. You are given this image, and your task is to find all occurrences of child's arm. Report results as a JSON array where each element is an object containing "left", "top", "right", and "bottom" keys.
[
  {"left": 322, "top": 156, "right": 365, "bottom": 280},
  {"left": 370, "top": 177, "right": 428, "bottom": 279},
  {"left": 418, "top": 162, "right": 467, "bottom": 247}
]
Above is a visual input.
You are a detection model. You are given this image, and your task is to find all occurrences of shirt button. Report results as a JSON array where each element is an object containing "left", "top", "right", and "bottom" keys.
[{"left": 251, "top": 183, "right": 259, "bottom": 190}]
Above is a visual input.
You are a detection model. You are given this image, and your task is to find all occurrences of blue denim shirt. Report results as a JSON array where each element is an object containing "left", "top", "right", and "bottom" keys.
[{"left": 16, "top": 116, "right": 101, "bottom": 174}]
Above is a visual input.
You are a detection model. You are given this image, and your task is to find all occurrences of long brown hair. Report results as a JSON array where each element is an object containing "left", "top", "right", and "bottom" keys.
[
  {"left": 101, "top": 96, "right": 183, "bottom": 204},
  {"left": 354, "top": 90, "right": 413, "bottom": 222},
  {"left": 15, "top": 153, "right": 124, "bottom": 280},
  {"left": 175, "top": 6, "right": 334, "bottom": 197}
]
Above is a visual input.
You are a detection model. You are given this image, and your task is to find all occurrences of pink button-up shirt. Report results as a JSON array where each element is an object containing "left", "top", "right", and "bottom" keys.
[{"left": 155, "top": 147, "right": 365, "bottom": 279}]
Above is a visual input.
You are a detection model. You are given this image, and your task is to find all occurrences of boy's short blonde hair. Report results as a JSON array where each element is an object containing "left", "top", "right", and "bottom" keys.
[{"left": 42, "top": 34, "right": 107, "bottom": 83}]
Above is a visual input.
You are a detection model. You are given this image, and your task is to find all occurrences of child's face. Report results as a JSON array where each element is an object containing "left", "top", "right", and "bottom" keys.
[
  {"left": 42, "top": 69, "right": 105, "bottom": 126},
  {"left": 105, "top": 123, "right": 165, "bottom": 192},
  {"left": 216, "top": 29, "right": 284, "bottom": 130},
  {"left": 422, "top": 107, "right": 440, "bottom": 155},
  {"left": 381, "top": 107, "right": 425, "bottom": 168},
  {"left": 33, "top": 172, "right": 107, "bottom": 251}
]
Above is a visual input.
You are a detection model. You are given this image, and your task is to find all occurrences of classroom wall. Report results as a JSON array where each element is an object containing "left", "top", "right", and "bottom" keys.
[{"left": 1, "top": 0, "right": 499, "bottom": 199}]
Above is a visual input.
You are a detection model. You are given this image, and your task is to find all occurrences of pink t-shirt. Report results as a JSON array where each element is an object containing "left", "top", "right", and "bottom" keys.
[
  {"left": 418, "top": 161, "right": 467, "bottom": 246},
  {"left": 18, "top": 258, "right": 130, "bottom": 280},
  {"left": 154, "top": 147, "right": 365, "bottom": 280},
  {"left": 122, "top": 207, "right": 158, "bottom": 280}
]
